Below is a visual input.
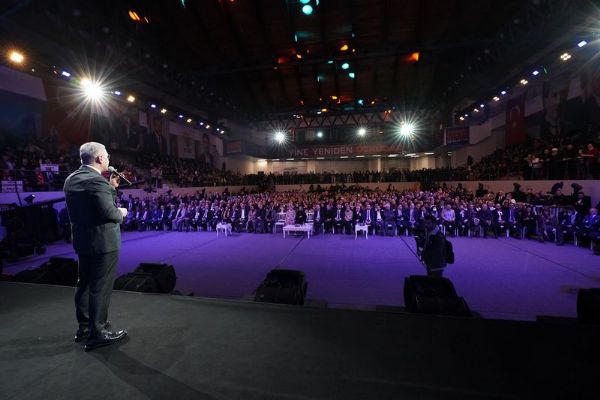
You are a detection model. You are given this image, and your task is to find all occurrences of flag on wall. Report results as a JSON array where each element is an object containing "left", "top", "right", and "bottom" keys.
[{"left": 505, "top": 93, "right": 526, "bottom": 145}]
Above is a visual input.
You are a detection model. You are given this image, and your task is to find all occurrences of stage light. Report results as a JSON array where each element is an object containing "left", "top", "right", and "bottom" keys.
[
  {"left": 560, "top": 52, "right": 571, "bottom": 61},
  {"left": 178, "top": 114, "right": 183, "bottom": 119},
  {"left": 407, "top": 52, "right": 420, "bottom": 62},
  {"left": 302, "top": 5, "right": 313, "bottom": 15},
  {"left": 206, "top": 124, "right": 210, "bottom": 129},
  {"left": 400, "top": 123, "right": 415, "bottom": 137},
  {"left": 61, "top": 71, "right": 71, "bottom": 78},
  {"left": 8, "top": 50, "right": 24, "bottom": 64},
  {"left": 520, "top": 79, "right": 528, "bottom": 85},
  {"left": 321, "top": 108, "right": 327, "bottom": 112},
  {"left": 114, "top": 90, "right": 121, "bottom": 95},
  {"left": 199, "top": 122, "right": 204, "bottom": 125},
  {"left": 493, "top": 96, "right": 500, "bottom": 101},
  {"left": 340, "top": 44, "right": 349, "bottom": 51},
  {"left": 532, "top": 70, "right": 539, "bottom": 76},
  {"left": 357, "top": 99, "right": 364, "bottom": 105},
  {"left": 480, "top": 103, "right": 484, "bottom": 108},
  {"left": 160, "top": 108, "right": 167, "bottom": 114},
  {"left": 80, "top": 78, "right": 104, "bottom": 101},
  {"left": 300, "top": 0, "right": 311, "bottom": 4},
  {"left": 357, "top": 127, "right": 366, "bottom": 137},
  {"left": 150, "top": 104, "right": 157, "bottom": 108},
  {"left": 274, "top": 131, "right": 286, "bottom": 143},
  {"left": 296, "top": 53, "right": 303, "bottom": 59},
  {"left": 578, "top": 40, "right": 587, "bottom": 48},
  {"left": 331, "top": 95, "right": 338, "bottom": 100},
  {"left": 186, "top": 118, "right": 192, "bottom": 123},
  {"left": 129, "top": 10, "right": 140, "bottom": 21},
  {"left": 464, "top": 113, "right": 468, "bottom": 117},
  {"left": 459, "top": 116, "right": 465, "bottom": 121},
  {"left": 24, "top": 194, "right": 35, "bottom": 204},
  {"left": 500, "top": 90, "right": 507, "bottom": 95},
  {"left": 473, "top": 108, "right": 479, "bottom": 112},
  {"left": 341, "top": 62, "right": 349, "bottom": 70},
  {"left": 348, "top": 72, "right": 355, "bottom": 79},
  {"left": 327, "top": 60, "right": 333, "bottom": 64},
  {"left": 424, "top": 152, "right": 434, "bottom": 155},
  {"left": 317, "top": 131, "right": 323, "bottom": 138},
  {"left": 127, "top": 95, "right": 135, "bottom": 102}
]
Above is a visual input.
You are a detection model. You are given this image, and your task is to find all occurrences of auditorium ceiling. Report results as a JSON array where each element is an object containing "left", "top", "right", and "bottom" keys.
[{"left": 0, "top": 0, "right": 586, "bottom": 123}]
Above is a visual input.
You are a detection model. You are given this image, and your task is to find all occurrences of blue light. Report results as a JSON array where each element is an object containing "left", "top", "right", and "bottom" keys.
[
  {"left": 61, "top": 71, "right": 71, "bottom": 77},
  {"left": 532, "top": 70, "right": 539, "bottom": 76},
  {"left": 357, "top": 99, "right": 364, "bottom": 105},
  {"left": 179, "top": 114, "right": 183, "bottom": 119},
  {"left": 150, "top": 104, "right": 157, "bottom": 108},
  {"left": 341, "top": 62, "right": 350, "bottom": 70},
  {"left": 113, "top": 90, "right": 121, "bottom": 95},
  {"left": 578, "top": 40, "right": 587, "bottom": 48},
  {"left": 300, "top": 0, "right": 311, "bottom": 4},
  {"left": 327, "top": 60, "right": 334, "bottom": 64},
  {"left": 500, "top": 90, "right": 507, "bottom": 95},
  {"left": 302, "top": 5, "right": 313, "bottom": 15},
  {"left": 348, "top": 72, "right": 355, "bottom": 79}
]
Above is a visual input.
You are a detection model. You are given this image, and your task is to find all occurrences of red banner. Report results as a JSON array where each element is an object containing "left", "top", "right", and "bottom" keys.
[
  {"left": 225, "top": 140, "right": 243, "bottom": 155},
  {"left": 505, "top": 93, "right": 527, "bottom": 145},
  {"left": 43, "top": 78, "right": 91, "bottom": 151},
  {"left": 445, "top": 126, "right": 469, "bottom": 145}
]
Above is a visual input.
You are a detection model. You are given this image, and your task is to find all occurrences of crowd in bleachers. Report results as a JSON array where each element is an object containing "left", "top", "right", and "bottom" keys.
[
  {"left": 111, "top": 182, "right": 600, "bottom": 255},
  {"left": 1, "top": 130, "right": 599, "bottom": 192}
]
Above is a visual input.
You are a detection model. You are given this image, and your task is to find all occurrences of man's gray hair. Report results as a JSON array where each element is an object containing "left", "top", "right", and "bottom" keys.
[{"left": 80, "top": 142, "right": 106, "bottom": 165}]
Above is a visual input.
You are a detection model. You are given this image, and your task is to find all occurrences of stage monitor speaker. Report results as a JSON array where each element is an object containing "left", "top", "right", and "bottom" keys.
[
  {"left": 577, "top": 288, "right": 600, "bottom": 324},
  {"left": 114, "top": 273, "right": 158, "bottom": 293},
  {"left": 134, "top": 263, "right": 177, "bottom": 293},
  {"left": 254, "top": 269, "right": 307, "bottom": 306},
  {"left": 13, "top": 257, "right": 78, "bottom": 286},
  {"left": 404, "top": 275, "right": 470, "bottom": 317}
]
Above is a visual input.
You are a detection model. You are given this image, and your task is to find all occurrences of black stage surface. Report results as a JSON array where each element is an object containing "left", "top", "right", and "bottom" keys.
[{"left": 1, "top": 281, "right": 599, "bottom": 400}]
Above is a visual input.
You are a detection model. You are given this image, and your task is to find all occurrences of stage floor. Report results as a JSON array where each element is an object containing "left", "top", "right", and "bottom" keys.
[
  {"left": 4, "top": 230, "right": 600, "bottom": 320},
  {"left": 1, "top": 282, "right": 599, "bottom": 400}
]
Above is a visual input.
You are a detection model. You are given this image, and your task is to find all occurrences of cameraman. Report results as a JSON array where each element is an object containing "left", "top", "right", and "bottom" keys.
[{"left": 417, "top": 215, "right": 447, "bottom": 277}]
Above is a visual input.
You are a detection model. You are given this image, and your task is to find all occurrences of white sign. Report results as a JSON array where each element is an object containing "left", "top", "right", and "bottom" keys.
[{"left": 1, "top": 180, "right": 24, "bottom": 193}]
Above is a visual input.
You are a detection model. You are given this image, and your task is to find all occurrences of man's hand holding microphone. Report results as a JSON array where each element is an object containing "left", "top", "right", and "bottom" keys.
[{"left": 108, "top": 168, "right": 128, "bottom": 219}]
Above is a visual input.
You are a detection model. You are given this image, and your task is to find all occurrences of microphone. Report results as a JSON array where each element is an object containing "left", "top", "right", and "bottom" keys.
[{"left": 108, "top": 166, "right": 132, "bottom": 186}]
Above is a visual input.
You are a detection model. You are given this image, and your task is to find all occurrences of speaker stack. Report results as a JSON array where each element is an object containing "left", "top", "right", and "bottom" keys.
[
  {"left": 577, "top": 288, "right": 600, "bottom": 324},
  {"left": 13, "top": 257, "right": 78, "bottom": 286},
  {"left": 404, "top": 275, "right": 471, "bottom": 317},
  {"left": 254, "top": 269, "right": 308, "bottom": 305},
  {"left": 114, "top": 263, "right": 177, "bottom": 294}
]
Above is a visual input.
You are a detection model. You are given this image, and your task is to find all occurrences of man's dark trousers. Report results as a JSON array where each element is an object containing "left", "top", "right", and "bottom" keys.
[{"left": 75, "top": 251, "right": 120, "bottom": 338}]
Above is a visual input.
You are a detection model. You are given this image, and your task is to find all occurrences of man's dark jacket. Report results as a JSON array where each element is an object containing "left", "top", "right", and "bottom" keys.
[{"left": 63, "top": 166, "right": 123, "bottom": 255}]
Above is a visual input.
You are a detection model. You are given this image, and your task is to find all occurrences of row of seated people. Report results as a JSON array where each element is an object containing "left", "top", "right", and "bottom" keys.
[
  {"left": 122, "top": 202, "right": 285, "bottom": 233},
  {"left": 118, "top": 198, "right": 600, "bottom": 248},
  {"left": 114, "top": 187, "right": 600, "bottom": 253}
]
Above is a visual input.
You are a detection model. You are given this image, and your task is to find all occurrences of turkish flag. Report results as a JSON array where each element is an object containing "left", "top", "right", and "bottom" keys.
[{"left": 505, "top": 93, "right": 526, "bottom": 145}]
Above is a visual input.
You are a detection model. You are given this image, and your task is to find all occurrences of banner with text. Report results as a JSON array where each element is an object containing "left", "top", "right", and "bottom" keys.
[{"left": 279, "top": 143, "right": 404, "bottom": 158}]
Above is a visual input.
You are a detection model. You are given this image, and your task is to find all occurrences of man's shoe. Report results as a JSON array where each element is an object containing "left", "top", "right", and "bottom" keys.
[
  {"left": 74, "top": 327, "right": 89, "bottom": 342},
  {"left": 84, "top": 330, "right": 127, "bottom": 352},
  {"left": 74, "top": 321, "right": 112, "bottom": 343}
]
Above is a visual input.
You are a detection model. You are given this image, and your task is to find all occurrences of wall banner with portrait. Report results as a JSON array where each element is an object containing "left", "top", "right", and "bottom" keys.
[{"left": 168, "top": 122, "right": 223, "bottom": 168}]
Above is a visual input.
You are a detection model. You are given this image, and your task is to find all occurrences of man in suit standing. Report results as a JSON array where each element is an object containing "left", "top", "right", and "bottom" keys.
[{"left": 63, "top": 142, "right": 128, "bottom": 351}]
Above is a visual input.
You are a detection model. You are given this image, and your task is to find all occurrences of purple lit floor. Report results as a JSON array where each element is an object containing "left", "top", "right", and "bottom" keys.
[{"left": 5, "top": 230, "right": 600, "bottom": 320}]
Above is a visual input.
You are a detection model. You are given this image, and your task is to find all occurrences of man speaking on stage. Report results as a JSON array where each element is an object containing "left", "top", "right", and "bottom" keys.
[{"left": 63, "top": 142, "right": 129, "bottom": 351}]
